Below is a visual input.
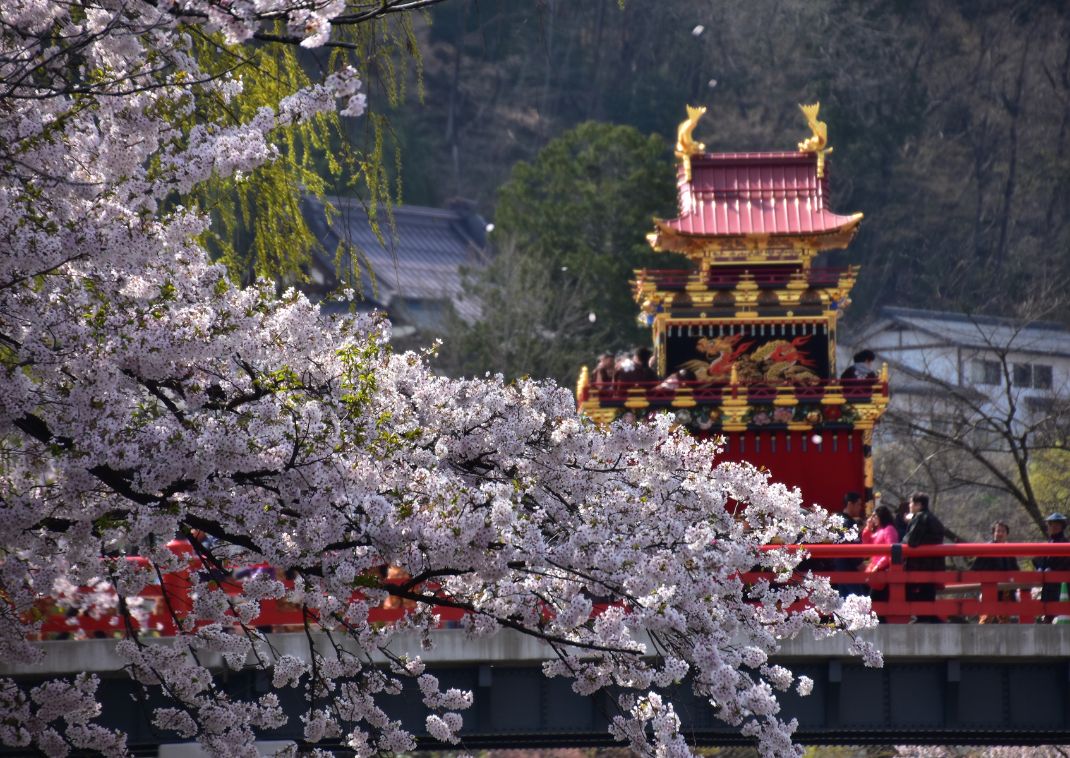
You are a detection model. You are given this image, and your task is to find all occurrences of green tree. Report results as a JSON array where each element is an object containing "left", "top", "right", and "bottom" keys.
[
  {"left": 1031, "top": 450, "right": 1070, "bottom": 519},
  {"left": 440, "top": 121, "right": 676, "bottom": 384},
  {"left": 493, "top": 121, "right": 675, "bottom": 337}
]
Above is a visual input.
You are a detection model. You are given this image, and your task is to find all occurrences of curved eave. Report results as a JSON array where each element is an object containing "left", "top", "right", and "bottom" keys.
[{"left": 648, "top": 212, "right": 863, "bottom": 256}]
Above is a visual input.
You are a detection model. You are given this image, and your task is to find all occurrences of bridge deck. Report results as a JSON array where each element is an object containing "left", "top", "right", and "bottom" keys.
[
  {"left": 6, "top": 625, "right": 1070, "bottom": 676},
  {"left": 6, "top": 627, "right": 1070, "bottom": 751}
]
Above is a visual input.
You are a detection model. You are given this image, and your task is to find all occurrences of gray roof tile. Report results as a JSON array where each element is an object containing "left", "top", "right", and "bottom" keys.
[
  {"left": 302, "top": 195, "right": 487, "bottom": 324},
  {"left": 865, "top": 307, "right": 1070, "bottom": 357}
]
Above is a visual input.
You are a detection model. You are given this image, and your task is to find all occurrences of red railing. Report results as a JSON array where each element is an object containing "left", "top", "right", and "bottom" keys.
[
  {"left": 30, "top": 543, "right": 1070, "bottom": 639},
  {"left": 582, "top": 378, "right": 888, "bottom": 406},
  {"left": 747, "top": 543, "right": 1070, "bottom": 623},
  {"left": 34, "top": 542, "right": 465, "bottom": 639}
]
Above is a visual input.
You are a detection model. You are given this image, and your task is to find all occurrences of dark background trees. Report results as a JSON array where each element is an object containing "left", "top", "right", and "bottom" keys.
[{"left": 384, "top": 0, "right": 1070, "bottom": 327}]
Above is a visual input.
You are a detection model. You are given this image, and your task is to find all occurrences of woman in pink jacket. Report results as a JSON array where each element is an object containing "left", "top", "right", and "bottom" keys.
[{"left": 862, "top": 505, "right": 902, "bottom": 620}]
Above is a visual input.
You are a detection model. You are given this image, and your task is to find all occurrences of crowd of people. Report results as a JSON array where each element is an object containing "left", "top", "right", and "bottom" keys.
[
  {"left": 591, "top": 346, "right": 702, "bottom": 390},
  {"left": 591, "top": 347, "right": 657, "bottom": 384},
  {"left": 591, "top": 346, "right": 881, "bottom": 388},
  {"left": 826, "top": 491, "right": 1070, "bottom": 623}
]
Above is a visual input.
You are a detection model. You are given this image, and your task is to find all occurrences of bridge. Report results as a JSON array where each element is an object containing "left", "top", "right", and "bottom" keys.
[
  {"left": 7, "top": 543, "right": 1070, "bottom": 755},
  {"left": 6, "top": 625, "right": 1070, "bottom": 755}
]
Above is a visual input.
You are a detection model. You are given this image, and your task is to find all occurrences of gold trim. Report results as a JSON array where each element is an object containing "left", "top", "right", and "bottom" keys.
[
  {"left": 632, "top": 269, "right": 860, "bottom": 323},
  {"left": 852, "top": 405, "right": 886, "bottom": 430},
  {"left": 657, "top": 314, "right": 833, "bottom": 327},
  {"left": 821, "top": 389, "right": 847, "bottom": 406},
  {"left": 773, "top": 387, "right": 797, "bottom": 407},
  {"left": 863, "top": 428, "right": 875, "bottom": 494},
  {"left": 648, "top": 220, "right": 862, "bottom": 260},
  {"left": 576, "top": 365, "right": 589, "bottom": 407},
  {"left": 828, "top": 320, "right": 837, "bottom": 375},
  {"left": 671, "top": 390, "right": 697, "bottom": 408},
  {"left": 577, "top": 396, "right": 889, "bottom": 433}
]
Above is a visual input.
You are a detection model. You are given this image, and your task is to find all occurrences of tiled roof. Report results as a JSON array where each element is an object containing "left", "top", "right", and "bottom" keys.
[
  {"left": 659, "top": 151, "right": 862, "bottom": 238},
  {"left": 302, "top": 196, "right": 487, "bottom": 324},
  {"left": 867, "top": 307, "right": 1070, "bottom": 357}
]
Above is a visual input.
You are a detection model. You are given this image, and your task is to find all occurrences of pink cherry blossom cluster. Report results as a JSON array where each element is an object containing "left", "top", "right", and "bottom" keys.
[
  {"left": 0, "top": 2, "right": 880, "bottom": 756},
  {"left": 0, "top": 675, "right": 128, "bottom": 756}
]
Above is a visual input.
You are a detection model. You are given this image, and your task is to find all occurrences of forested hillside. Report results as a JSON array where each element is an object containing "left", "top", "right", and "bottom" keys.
[{"left": 387, "top": 0, "right": 1070, "bottom": 324}]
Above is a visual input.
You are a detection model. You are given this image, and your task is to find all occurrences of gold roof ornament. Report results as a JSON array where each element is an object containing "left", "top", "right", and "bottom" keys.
[
  {"left": 674, "top": 105, "right": 707, "bottom": 181},
  {"left": 797, "top": 102, "right": 833, "bottom": 178}
]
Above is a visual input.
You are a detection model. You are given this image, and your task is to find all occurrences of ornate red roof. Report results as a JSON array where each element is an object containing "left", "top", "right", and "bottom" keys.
[{"left": 655, "top": 151, "right": 862, "bottom": 243}]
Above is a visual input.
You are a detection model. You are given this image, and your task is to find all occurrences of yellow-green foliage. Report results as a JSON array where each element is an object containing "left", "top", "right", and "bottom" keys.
[
  {"left": 1031, "top": 449, "right": 1070, "bottom": 515},
  {"left": 171, "top": 15, "right": 424, "bottom": 289}
]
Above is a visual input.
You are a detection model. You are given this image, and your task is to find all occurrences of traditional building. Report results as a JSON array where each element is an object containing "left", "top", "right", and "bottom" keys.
[
  {"left": 302, "top": 195, "right": 489, "bottom": 336},
  {"left": 577, "top": 105, "right": 888, "bottom": 511}
]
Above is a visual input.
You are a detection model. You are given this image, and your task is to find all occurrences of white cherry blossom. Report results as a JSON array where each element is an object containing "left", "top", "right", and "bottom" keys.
[{"left": 0, "top": 2, "right": 879, "bottom": 756}]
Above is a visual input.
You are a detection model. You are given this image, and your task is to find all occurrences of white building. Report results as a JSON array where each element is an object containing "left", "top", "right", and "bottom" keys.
[{"left": 844, "top": 307, "right": 1070, "bottom": 437}]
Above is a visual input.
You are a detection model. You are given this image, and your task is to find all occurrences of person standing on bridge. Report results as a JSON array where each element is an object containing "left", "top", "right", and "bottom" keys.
[
  {"left": 971, "top": 521, "right": 1019, "bottom": 624},
  {"left": 903, "top": 492, "right": 945, "bottom": 623},
  {"left": 1036, "top": 513, "right": 1070, "bottom": 617},
  {"left": 862, "top": 505, "right": 903, "bottom": 622},
  {"left": 832, "top": 492, "right": 868, "bottom": 597}
]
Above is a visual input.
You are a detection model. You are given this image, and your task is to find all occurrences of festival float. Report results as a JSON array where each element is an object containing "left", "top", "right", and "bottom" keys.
[{"left": 577, "top": 104, "right": 889, "bottom": 511}]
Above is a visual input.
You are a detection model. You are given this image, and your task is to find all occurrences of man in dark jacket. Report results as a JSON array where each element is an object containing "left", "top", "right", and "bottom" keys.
[
  {"left": 971, "top": 521, "right": 1017, "bottom": 571},
  {"left": 840, "top": 349, "right": 878, "bottom": 380},
  {"left": 1036, "top": 513, "right": 1070, "bottom": 608},
  {"left": 903, "top": 491, "right": 945, "bottom": 622},
  {"left": 833, "top": 492, "right": 867, "bottom": 597}
]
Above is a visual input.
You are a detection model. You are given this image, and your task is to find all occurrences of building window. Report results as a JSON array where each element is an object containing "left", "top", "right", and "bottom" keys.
[
  {"left": 1033, "top": 364, "right": 1053, "bottom": 390},
  {"left": 972, "top": 359, "right": 1001, "bottom": 386},
  {"left": 1010, "top": 362, "right": 1053, "bottom": 390}
]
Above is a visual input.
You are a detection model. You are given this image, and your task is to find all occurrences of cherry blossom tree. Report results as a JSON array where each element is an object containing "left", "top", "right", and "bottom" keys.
[{"left": 0, "top": 2, "right": 879, "bottom": 756}]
